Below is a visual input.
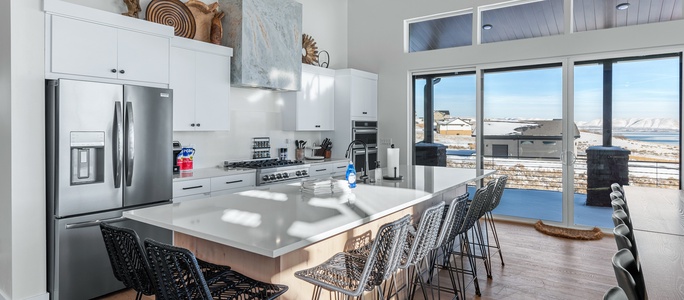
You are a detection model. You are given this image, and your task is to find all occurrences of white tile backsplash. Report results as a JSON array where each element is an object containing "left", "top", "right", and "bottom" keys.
[{"left": 174, "top": 87, "right": 323, "bottom": 168}]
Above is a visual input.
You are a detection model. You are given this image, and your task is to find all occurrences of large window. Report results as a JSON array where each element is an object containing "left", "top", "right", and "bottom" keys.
[
  {"left": 407, "top": 12, "right": 473, "bottom": 52},
  {"left": 413, "top": 71, "right": 476, "bottom": 167}
]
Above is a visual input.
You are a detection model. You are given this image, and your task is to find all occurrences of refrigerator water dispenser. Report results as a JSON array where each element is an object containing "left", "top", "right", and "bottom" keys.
[{"left": 70, "top": 131, "right": 105, "bottom": 185}]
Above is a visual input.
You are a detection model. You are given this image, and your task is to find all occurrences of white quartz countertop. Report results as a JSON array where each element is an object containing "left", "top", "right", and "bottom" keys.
[
  {"left": 126, "top": 166, "right": 494, "bottom": 257},
  {"left": 173, "top": 167, "right": 255, "bottom": 182}
]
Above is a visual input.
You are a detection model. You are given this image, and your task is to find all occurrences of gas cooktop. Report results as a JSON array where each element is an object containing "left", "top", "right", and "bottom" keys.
[{"left": 225, "top": 159, "right": 306, "bottom": 170}]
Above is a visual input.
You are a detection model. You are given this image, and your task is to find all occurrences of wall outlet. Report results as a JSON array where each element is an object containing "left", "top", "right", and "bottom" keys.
[{"left": 380, "top": 138, "right": 392, "bottom": 145}]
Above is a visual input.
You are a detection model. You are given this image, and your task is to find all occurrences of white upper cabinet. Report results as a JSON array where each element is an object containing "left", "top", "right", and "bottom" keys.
[
  {"left": 335, "top": 69, "right": 378, "bottom": 121},
  {"left": 170, "top": 38, "right": 232, "bottom": 131},
  {"left": 49, "top": 15, "right": 170, "bottom": 85},
  {"left": 350, "top": 74, "right": 378, "bottom": 120},
  {"left": 282, "top": 64, "right": 335, "bottom": 131}
]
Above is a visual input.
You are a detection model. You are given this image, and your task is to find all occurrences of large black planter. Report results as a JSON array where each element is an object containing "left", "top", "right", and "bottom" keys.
[{"left": 585, "top": 146, "right": 630, "bottom": 206}]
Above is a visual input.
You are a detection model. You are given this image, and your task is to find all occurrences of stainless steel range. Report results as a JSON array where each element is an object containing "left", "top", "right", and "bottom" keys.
[{"left": 225, "top": 159, "right": 310, "bottom": 186}]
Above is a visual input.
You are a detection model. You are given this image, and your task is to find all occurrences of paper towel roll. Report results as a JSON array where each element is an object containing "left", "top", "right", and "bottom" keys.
[{"left": 387, "top": 146, "right": 400, "bottom": 178}]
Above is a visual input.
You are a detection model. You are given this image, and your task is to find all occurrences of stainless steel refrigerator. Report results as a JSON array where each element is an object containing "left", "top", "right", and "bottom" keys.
[{"left": 46, "top": 79, "right": 173, "bottom": 300}]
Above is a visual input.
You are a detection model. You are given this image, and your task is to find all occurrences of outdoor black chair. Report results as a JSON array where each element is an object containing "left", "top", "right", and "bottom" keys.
[
  {"left": 603, "top": 286, "right": 629, "bottom": 300},
  {"left": 612, "top": 248, "right": 647, "bottom": 300},
  {"left": 144, "top": 238, "right": 288, "bottom": 300}
]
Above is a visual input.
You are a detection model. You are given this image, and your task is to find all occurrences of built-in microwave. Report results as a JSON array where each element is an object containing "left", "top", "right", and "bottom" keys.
[{"left": 352, "top": 121, "right": 377, "bottom": 148}]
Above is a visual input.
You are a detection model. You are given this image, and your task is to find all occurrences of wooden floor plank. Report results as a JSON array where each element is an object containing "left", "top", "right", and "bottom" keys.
[{"left": 101, "top": 220, "right": 618, "bottom": 300}]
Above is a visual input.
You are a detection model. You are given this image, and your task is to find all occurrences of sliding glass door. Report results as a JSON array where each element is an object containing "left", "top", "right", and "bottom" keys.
[
  {"left": 482, "top": 64, "right": 565, "bottom": 222},
  {"left": 572, "top": 54, "right": 681, "bottom": 228}
]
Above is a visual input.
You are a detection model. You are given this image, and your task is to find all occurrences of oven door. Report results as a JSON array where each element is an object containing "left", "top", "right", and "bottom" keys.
[
  {"left": 352, "top": 128, "right": 378, "bottom": 148},
  {"left": 352, "top": 148, "right": 378, "bottom": 172}
]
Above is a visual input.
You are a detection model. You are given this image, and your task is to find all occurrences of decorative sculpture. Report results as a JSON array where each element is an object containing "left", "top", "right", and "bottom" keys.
[
  {"left": 210, "top": 12, "right": 225, "bottom": 45},
  {"left": 302, "top": 34, "right": 318, "bottom": 65},
  {"left": 122, "top": 0, "right": 141, "bottom": 18},
  {"left": 185, "top": 0, "right": 220, "bottom": 43},
  {"left": 146, "top": 0, "right": 196, "bottom": 39}
]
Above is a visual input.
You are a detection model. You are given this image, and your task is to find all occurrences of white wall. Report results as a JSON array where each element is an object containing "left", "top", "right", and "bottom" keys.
[
  {"left": 0, "top": 0, "right": 47, "bottom": 299},
  {"left": 347, "top": 0, "right": 684, "bottom": 165},
  {"left": 0, "top": 0, "right": 12, "bottom": 297}
]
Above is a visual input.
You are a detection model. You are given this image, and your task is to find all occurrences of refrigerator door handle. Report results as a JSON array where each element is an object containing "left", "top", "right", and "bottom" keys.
[
  {"left": 125, "top": 102, "right": 135, "bottom": 187},
  {"left": 114, "top": 101, "right": 123, "bottom": 189},
  {"left": 64, "top": 216, "right": 126, "bottom": 229}
]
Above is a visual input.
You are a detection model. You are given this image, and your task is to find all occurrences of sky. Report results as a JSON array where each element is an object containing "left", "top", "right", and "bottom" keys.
[{"left": 415, "top": 56, "right": 680, "bottom": 122}]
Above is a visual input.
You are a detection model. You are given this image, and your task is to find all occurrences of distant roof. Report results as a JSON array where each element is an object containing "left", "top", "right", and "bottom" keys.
[{"left": 473, "top": 120, "right": 581, "bottom": 138}]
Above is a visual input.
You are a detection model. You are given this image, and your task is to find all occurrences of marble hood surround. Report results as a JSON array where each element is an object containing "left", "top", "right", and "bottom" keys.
[{"left": 220, "top": 0, "right": 302, "bottom": 91}]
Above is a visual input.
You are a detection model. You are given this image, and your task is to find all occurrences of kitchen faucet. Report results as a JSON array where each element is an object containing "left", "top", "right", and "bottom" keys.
[{"left": 345, "top": 139, "right": 373, "bottom": 183}]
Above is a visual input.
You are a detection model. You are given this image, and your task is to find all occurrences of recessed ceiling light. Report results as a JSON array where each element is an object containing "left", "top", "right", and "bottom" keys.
[
  {"left": 616, "top": 3, "right": 630, "bottom": 10},
  {"left": 482, "top": 24, "right": 493, "bottom": 30}
]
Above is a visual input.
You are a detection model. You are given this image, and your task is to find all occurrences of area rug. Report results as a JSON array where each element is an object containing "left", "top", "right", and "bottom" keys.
[{"left": 534, "top": 220, "right": 604, "bottom": 240}]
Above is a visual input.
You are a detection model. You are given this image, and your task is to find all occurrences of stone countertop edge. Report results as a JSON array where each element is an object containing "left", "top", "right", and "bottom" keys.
[{"left": 173, "top": 167, "right": 256, "bottom": 182}]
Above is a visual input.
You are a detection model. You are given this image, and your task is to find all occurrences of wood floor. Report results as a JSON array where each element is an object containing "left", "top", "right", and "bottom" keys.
[{"left": 99, "top": 221, "right": 618, "bottom": 300}]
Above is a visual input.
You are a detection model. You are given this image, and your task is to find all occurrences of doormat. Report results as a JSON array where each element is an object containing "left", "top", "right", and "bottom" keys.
[{"left": 534, "top": 220, "right": 603, "bottom": 240}]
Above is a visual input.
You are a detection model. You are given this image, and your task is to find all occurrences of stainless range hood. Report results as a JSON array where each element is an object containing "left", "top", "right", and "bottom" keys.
[{"left": 220, "top": 0, "right": 302, "bottom": 91}]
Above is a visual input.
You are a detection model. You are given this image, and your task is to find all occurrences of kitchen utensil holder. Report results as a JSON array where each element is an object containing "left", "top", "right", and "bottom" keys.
[
  {"left": 295, "top": 149, "right": 305, "bottom": 161},
  {"left": 252, "top": 137, "right": 270, "bottom": 159}
]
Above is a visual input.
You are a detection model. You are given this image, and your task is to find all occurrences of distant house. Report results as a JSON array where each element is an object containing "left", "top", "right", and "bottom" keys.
[
  {"left": 437, "top": 117, "right": 472, "bottom": 135},
  {"left": 434, "top": 110, "right": 450, "bottom": 121},
  {"left": 472, "top": 119, "right": 580, "bottom": 159}
]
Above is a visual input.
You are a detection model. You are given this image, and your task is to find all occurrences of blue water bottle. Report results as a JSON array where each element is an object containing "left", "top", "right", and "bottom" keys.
[{"left": 346, "top": 160, "right": 357, "bottom": 188}]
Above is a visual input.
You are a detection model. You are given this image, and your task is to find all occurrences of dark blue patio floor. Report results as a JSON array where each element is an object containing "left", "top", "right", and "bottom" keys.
[{"left": 467, "top": 186, "right": 613, "bottom": 228}]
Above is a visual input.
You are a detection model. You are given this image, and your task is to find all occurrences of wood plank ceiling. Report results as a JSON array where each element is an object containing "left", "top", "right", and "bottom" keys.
[{"left": 409, "top": 0, "right": 682, "bottom": 52}]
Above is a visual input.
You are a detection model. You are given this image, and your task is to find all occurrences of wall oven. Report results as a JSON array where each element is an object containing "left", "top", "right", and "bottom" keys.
[
  {"left": 352, "top": 121, "right": 378, "bottom": 148},
  {"left": 351, "top": 121, "right": 378, "bottom": 172}
]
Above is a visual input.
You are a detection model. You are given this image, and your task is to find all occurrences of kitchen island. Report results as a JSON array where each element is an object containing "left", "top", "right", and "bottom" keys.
[{"left": 124, "top": 165, "right": 494, "bottom": 298}]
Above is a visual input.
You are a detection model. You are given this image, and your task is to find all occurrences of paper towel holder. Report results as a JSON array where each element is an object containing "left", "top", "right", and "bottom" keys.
[{"left": 384, "top": 144, "right": 403, "bottom": 180}]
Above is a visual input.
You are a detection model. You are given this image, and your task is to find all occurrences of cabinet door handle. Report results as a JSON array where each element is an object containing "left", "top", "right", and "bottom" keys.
[
  {"left": 182, "top": 185, "right": 204, "bottom": 190},
  {"left": 362, "top": 112, "right": 368, "bottom": 114},
  {"left": 225, "top": 180, "right": 243, "bottom": 185},
  {"left": 119, "top": 69, "right": 125, "bottom": 74},
  {"left": 111, "top": 69, "right": 117, "bottom": 73},
  {"left": 196, "top": 123, "right": 201, "bottom": 127},
  {"left": 190, "top": 123, "right": 196, "bottom": 127},
  {"left": 315, "top": 125, "right": 321, "bottom": 128}
]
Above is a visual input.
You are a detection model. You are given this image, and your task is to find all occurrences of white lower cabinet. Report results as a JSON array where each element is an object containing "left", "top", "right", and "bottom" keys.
[
  {"left": 210, "top": 173, "right": 256, "bottom": 196},
  {"left": 173, "top": 173, "right": 256, "bottom": 202},
  {"left": 173, "top": 178, "right": 211, "bottom": 202}
]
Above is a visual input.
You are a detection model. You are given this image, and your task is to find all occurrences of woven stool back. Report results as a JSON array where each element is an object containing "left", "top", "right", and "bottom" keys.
[
  {"left": 365, "top": 214, "right": 412, "bottom": 287},
  {"left": 144, "top": 238, "right": 213, "bottom": 300},
  {"left": 99, "top": 222, "right": 155, "bottom": 297},
  {"left": 402, "top": 201, "right": 445, "bottom": 268}
]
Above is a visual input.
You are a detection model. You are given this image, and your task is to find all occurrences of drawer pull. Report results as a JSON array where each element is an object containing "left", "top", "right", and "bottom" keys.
[
  {"left": 315, "top": 169, "right": 327, "bottom": 172},
  {"left": 225, "top": 180, "right": 243, "bottom": 185},
  {"left": 336, "top": 166, "right": 346, "bottom": 169},
  {"left": 182, "top": 185, "right": 204, "bottom": 190}
]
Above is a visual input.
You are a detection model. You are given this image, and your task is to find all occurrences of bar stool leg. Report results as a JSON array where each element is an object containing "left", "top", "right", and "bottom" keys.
[{"left": 487, "top": 211, "right": 505, "bottom": 266}]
